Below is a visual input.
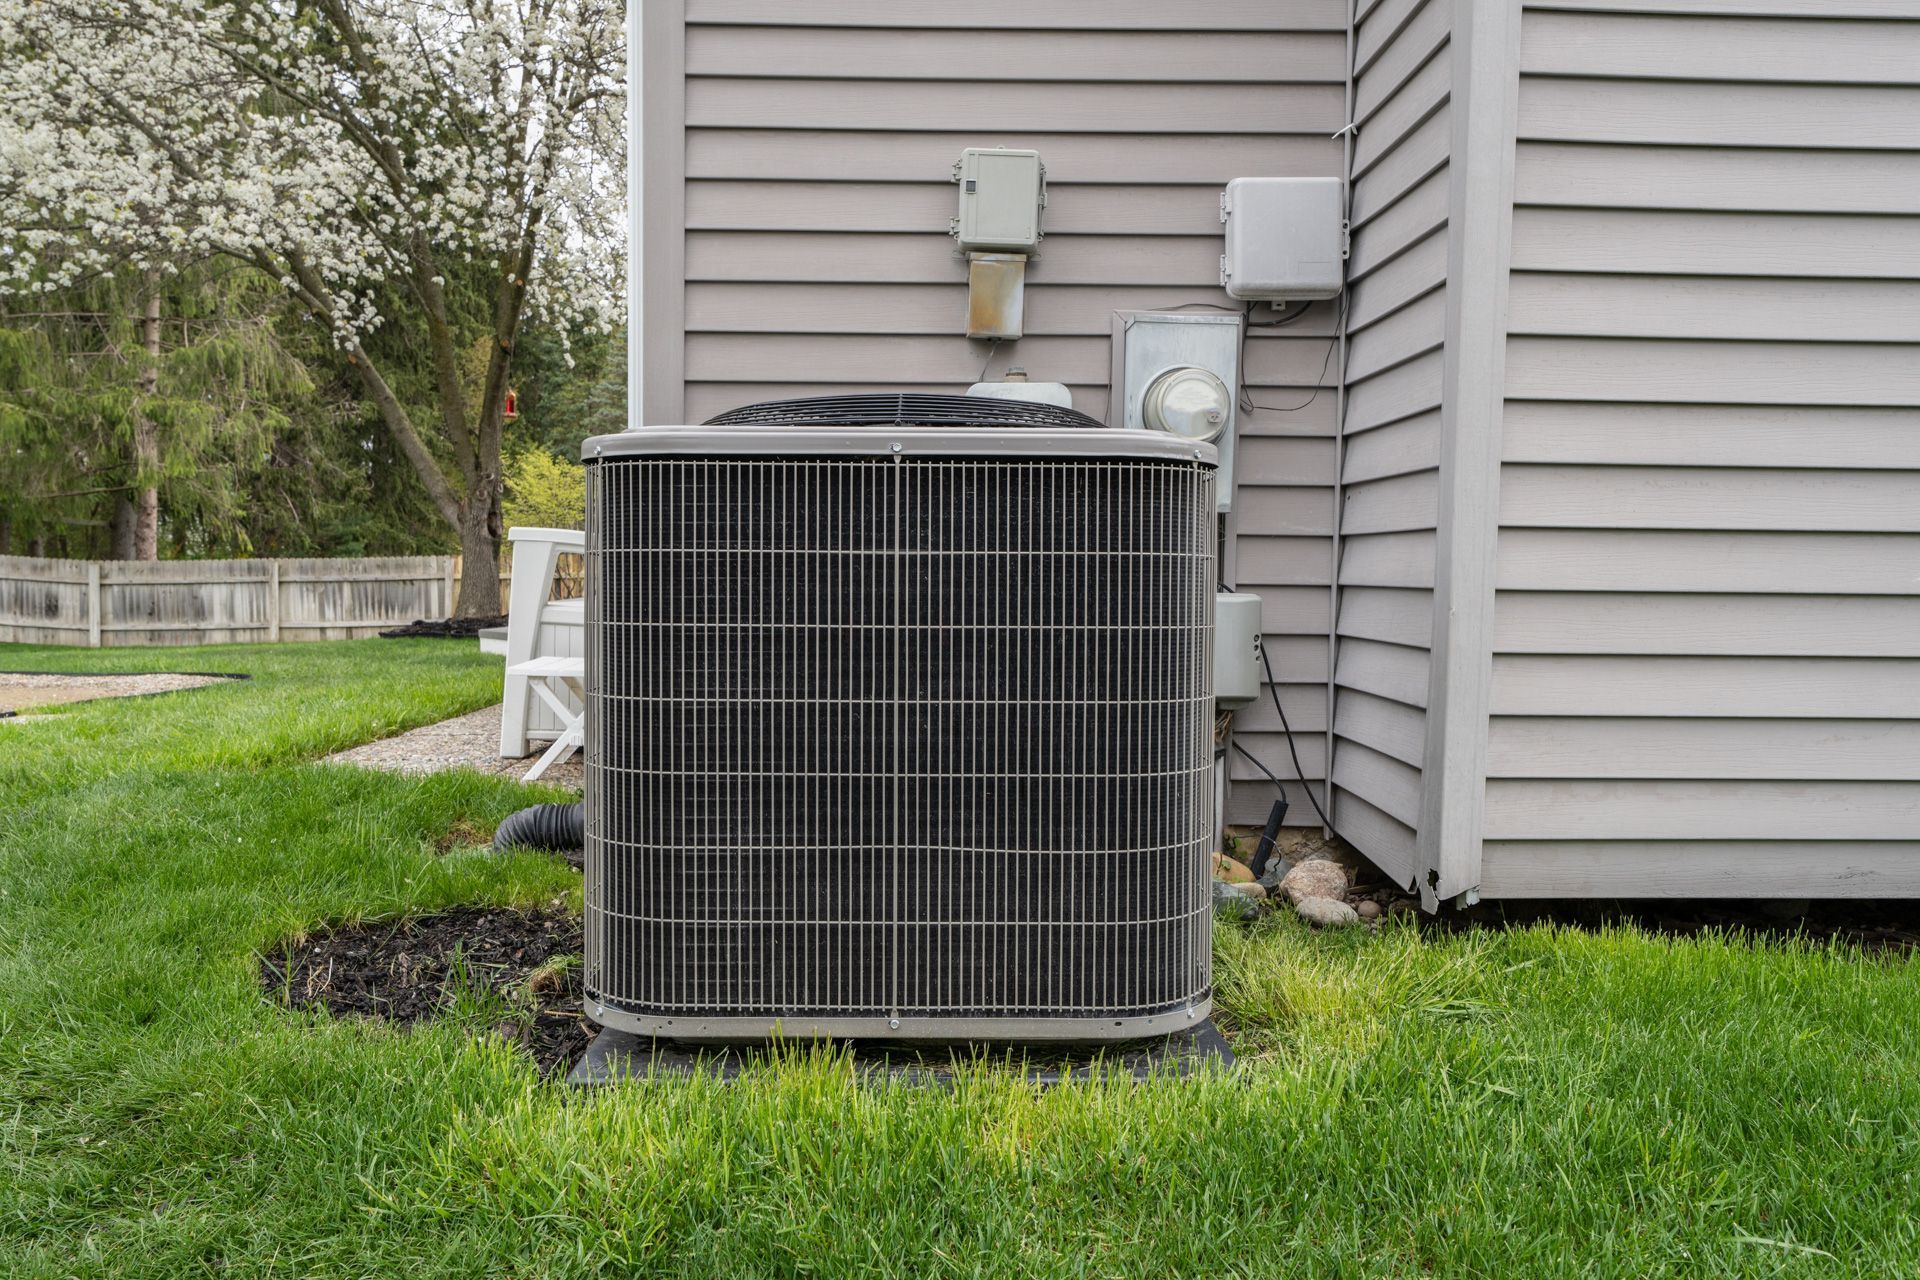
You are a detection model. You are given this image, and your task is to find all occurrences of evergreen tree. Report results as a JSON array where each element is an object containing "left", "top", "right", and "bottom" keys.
[{"left": 0, "top": 269, "right": 311, "bottom": 558}]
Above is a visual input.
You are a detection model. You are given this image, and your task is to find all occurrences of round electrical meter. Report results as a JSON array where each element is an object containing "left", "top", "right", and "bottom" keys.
[{"left": 1141, "top": 365, "right": 1232, "bottom": 443}]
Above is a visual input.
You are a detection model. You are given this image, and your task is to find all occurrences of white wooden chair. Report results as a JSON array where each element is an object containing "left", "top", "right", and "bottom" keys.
[
  {"left": 499, "top": 526, "right": 586, "bottom": 759},
  {"left": 507, "top": 655, "right": 585, "bottom": 780}
]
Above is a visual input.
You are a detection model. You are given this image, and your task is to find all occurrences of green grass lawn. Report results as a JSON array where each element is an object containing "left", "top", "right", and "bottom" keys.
[{"left": 2, "top": 639, "right": 1916, "bottom": 1277}]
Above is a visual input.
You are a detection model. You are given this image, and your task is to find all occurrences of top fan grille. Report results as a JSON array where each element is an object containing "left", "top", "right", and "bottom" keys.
[{"left": 703, "top": 392, "right": 1105, "bottom": 431}]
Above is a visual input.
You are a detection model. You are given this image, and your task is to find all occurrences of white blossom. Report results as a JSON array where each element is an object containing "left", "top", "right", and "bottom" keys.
[{"left": 0, "top": 0, "right": 626, "bottom": 346}]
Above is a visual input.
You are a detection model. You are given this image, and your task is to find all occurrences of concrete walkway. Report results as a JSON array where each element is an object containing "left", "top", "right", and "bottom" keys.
[{"left": 325, "top": 703, "right": 582, "bottom": 790}]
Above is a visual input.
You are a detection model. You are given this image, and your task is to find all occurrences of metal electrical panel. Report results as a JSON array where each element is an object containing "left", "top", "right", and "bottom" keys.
[
  {"left": 1111, "top": 310, "right": 1243, "bottom": 512},
  {"left": 1220, "top": 176, "right": 1345, "bottom": 301},
  {"left": 952, "top": 148, "right": 1045, "bottom": 252},
  {"left": 965, "top": 253, "right": 1026, "bottom": 339}
]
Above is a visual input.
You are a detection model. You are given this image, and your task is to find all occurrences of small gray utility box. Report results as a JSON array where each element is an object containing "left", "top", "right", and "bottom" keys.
[
  {"left": 953, "top": 148, "right": 1045, "bottom": 252},
  {"left": 1220, "top": 177, "right": 1345, "bottom": 301}
]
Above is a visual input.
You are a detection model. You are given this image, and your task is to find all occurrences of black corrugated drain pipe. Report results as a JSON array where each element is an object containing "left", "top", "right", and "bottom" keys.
[{"left": 493, "top": 802, "right": 584, "bottom": 854}]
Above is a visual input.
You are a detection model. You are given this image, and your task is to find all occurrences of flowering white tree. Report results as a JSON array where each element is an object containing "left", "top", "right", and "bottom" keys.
[{"left": 0, "top": 0, "right": 624, "bottom": 612}]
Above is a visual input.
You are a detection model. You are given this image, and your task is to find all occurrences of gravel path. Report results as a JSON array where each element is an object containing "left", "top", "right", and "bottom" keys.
[
  {"left": 324, "top": 703, "right": 583, "bottom": 790},
  {"left": 0, "top": 671, "right": 232, "bottom": 713}
]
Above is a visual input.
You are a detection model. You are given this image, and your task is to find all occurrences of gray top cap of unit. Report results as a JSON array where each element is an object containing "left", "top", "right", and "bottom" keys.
[{"left": 583, "top": 427, "right": 1217, "bottom": 466}]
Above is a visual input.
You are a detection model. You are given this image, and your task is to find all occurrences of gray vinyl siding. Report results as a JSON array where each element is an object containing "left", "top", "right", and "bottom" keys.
[
  {"left": 1328, "top": 0, "right": 1453, "bottom": 883},
  {"left": 640, "top": 0, "right": 1920, "bottom": 895},
  {"left": 651, "top": 0, "right": 1352, "bottom": 828},
  {"left": 1479, "top": 3, "right": 1920, "bottom": 897}
]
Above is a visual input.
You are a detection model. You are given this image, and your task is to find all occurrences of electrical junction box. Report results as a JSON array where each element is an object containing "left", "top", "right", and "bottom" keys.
[
  {"left": 1214, "top": 592, "right": 1264, "bottom": 710},
  {"left": 952, "top": 148, "right": 1045, "bottom": 252},
  {"left": 1220, "top": 176, "right": 1345, "bottom": 301}
]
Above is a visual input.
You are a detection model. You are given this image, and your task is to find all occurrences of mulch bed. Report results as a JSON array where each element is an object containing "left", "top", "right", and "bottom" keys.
[
  {"left": 261, "top": 903, "right": 591, "bottom": 1074},
  {"left": 378, "top": 615, "right": 509, "bottom": 639}
]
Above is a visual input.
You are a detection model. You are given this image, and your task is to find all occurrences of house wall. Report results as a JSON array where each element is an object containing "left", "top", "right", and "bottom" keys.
[
  {"left": 1328, "top": 0, "right": 1455, "bottom": 887},
  {"left": 639, "top": 0, "right": 1354, "bottom": 825},
  {"left": 634, "top": 0, "right": 1920, "bottom": 894},
  {"left": 1477, "top": 2, "right": 1920, "bottom": 896}
]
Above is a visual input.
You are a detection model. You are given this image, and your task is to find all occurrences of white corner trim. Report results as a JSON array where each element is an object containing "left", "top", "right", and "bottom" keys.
[
  {"left": 1418, "top": 0, "right": 1521, "bottom": 906},
  {"left": 626, "top": 0, "right": 644, "bottom": 432}
]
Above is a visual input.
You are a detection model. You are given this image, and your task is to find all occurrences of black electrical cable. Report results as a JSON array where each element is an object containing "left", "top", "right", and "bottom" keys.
[
  {"left": 1244, "top": 299, "right": 1318, "bottom": 329},
  {"left": 1258, "top": 637, "right": 1335, "bottom": 831},
  {"left": 1219, "top": 578, "right": 1339, "bottom": 836},
  {"left": 1228, "top": 744, "right": 1291, "bottom": 877},
  {"left": 1240, "top": 293, "right": 1346, "bottom": 416},
  {"left": 1231, "top": 739, "right": 1284, "bottom": 790}
]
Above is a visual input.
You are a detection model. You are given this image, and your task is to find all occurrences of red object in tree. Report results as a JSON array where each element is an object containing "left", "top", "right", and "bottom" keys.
[{"left": 503, "top": 388, "right": 519, "bottom": 419}]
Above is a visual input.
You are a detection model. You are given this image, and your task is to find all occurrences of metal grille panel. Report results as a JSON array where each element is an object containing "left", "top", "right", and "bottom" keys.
[
  {"left": 703, "top": 392, "right": 1105, "bottom": 431},
  {"left": 584, "top": 444, "right": 1216, "bottom": 1036}
]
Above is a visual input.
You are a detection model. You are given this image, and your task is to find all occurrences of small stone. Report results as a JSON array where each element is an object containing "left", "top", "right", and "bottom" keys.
[
  {"left": 1354, "top": 899, "right": 1382, "bottom": 920},
  {"left": 1292, "top": 897, "right": 1360, "bottom": 928},
  {"left": 1211, "top": 851, "right": 1256, "bottom": 884},
  {"left": 1236, "top": 880, "right": 1268, "bottom": 900},
  {"left": 1279, "top": 859, "right": 1349, "bottom": 905},
  {"left": 1212, "top": 879, "right": 1261, "bottom": 919}
]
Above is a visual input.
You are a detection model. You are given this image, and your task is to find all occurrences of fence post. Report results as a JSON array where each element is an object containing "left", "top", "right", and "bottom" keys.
[
  {"left": 268, "top": 560, "right": 282, "bottom": 643},
  {"left": 444, "top": 557, "right": 456, "bottom": 618},
  {"left": 86, "top": 562, "right": 101, "bottom": 648}
]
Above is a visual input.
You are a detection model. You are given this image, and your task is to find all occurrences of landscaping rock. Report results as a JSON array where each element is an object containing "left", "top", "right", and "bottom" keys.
[
  {"left": 1355, "top": 899, "right": 1382, "bottom": 921},
  {"left": 1293, "top": 897, "right": 1360, "bottom": 928},
  {"left": 1212, "top": 851, "right": 1256, "bottom": 884},
  {"left": 1279, "top": 859, "right": 1348, "bottom": 905},
  {"left": 1212, "top": 879, "right": 1261, "bottom": 919},
  {"left": 1256, "top": 855, "right": 1293, "bottom": 891}
]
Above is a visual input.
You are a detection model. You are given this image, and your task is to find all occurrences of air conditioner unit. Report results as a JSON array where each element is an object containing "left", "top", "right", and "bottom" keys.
[{"left": 580, "top": 394, "right": 1218, "bottom": 1042}]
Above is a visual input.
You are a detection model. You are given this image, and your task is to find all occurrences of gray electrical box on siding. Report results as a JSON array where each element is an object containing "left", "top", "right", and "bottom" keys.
[
  {"left": 1214, "top": 592, "right": 1264, "bottom": 710},
  {"left": 1220, "top": 177, "right": 1345, "bottom": 302},
  {"left": 952, "top": 148, "right": 1045, "bottom": 253}
]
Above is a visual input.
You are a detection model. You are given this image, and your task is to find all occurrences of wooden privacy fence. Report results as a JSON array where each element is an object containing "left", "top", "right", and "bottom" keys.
[{"left": 0, "top": 554, "right": 457, "bottom": 647}]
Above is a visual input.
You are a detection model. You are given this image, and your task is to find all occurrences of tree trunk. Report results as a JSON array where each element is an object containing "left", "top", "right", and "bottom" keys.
[
  {"left": 110, "top": 498, "right": 136, "bottom": 560},
  {"left": 454, "top": 502, "right": 502, "bottom": 616},
  {"left": 283, "top": 257, "right": 511, "bottom": 617},
  {"left": 132, "top": 292, "right": 162, "bottom": 561}
]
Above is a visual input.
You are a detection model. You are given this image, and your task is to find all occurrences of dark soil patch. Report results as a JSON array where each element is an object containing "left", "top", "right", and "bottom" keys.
[
  {"left": 261, "top": 903, "right": 590, "bottom": 1074},
  {"left": 1428, "top": 898, "right": 1920, "bottom": 954},
  {"left": 378, "top": 615, "right": 508, "bottom": 639}
]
